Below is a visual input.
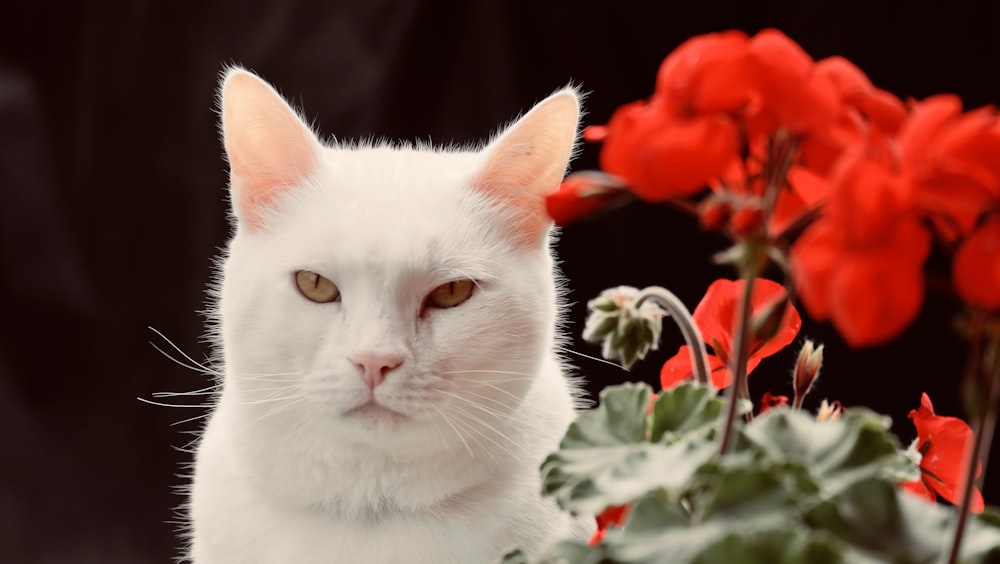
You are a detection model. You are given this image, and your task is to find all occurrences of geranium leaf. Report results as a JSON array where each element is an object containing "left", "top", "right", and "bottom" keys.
[
  {"left": 649, "top": 382, "right": 725, "bottom": 443},
  {"left": 806, "top": 478, "right": 1000, "bottom": 562},
  {"left": 741, "top": 408, "right": 917, "bottom": 498},
  {"left": 691, "top": 527, "right": 845, "bottom": 564},
  {"left": 540, "top": 383, "right": 720, "bottom": 516},
  {"left": 499, "top": 540, "right": 611, "bottom": 564}
]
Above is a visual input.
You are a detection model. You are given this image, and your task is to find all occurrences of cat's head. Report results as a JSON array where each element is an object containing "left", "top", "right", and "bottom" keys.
[{"left": 213, "top": 68, "right": 580, "bottom": 456}]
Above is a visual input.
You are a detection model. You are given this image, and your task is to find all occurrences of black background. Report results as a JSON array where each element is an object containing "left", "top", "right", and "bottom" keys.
[{"left": 2, "top": 1, "right": 999, "bottom": 562}]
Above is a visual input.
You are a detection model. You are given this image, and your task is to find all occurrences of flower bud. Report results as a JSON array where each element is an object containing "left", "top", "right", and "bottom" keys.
[
  {"left": 583, "top": 286, "right": 665, "bottom": 370},
  {"left": 816, "top": 399, "right": 843, "bottom": 422},
  {"left": 792, "top": 340, "right": 824, "bottom": 405}
]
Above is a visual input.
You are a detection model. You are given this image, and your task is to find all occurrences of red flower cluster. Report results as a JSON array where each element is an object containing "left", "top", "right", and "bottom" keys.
[
  {"left": 546, "top": 27, "right": 1000, "bottom": 347},
  {"left": 903, "top": 393, "right": 984, "bottom": 513},
  {"left": 793, "top": 94, "right": 1000, "bottom": 345},
  {"left": 661, "top": 278, "right": 801, "bottom": 390}
]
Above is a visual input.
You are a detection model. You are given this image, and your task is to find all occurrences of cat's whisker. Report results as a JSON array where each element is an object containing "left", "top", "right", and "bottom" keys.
[
  {"left": 150, "top": 342, "right": 221, "bottom": 376},
  {"left": 148, "top": 326, "right": 220, "bottom": 375},
  {"left": 430, "top": 403, "right": 476, "bottom": 459},
  {"left": 417, "top": 399, "right": 451, "bottom": 453},
  {"left": 446, "top": 403, "right": 520, "bottom": 459},
  {"left": 137, "top": 397, "right": 214, "bottom": 409},
  {"left": 468, "top": 379, "right": 525, "bottom": 403},
  {"left": 440, "top": 369, "right": 532, "bottom": 377},
  {"left": 153, "top": 385, "right": 220, "bottom": 398},
  {"left": 247, "top": 396, "right": 308, "bottom": 428},
  {"left": 170, "top": 412, "right": 214, "bottom": 427},
  {"left": 555, "top": 346, "right": 628, "bottom": 370},
  {"left": 436, "top": 390, "right": 509, "bottom": 419},
  {"left": 237, "top": 393, "right": 305, "bottom": 407},
  {"left": 462, "top": 388, "right": 544, "bottom": 418}
]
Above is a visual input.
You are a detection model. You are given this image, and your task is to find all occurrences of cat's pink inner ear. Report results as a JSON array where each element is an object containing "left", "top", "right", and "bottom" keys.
[
  {"left": 221, "top": 70, "right": 320, "bottom": 229},
  {"left": 471, "top": 90, "right": 580, "bottom": 247}
]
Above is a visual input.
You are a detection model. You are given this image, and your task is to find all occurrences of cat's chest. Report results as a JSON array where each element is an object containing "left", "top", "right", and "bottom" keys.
[{"left": 246, "top": 508, "right": 510, "bottom": 564}]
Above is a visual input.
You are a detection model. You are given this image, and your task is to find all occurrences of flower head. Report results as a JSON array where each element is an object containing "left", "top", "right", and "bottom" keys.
[
  {"left": 584, "top": 286, "right": 666, "bottom": 370},
  {"left": 661, "top": 278, "right": 801, "bottom": 389},
  {"left": 902, "top": 393, "right": 984, "bottom": 513}
]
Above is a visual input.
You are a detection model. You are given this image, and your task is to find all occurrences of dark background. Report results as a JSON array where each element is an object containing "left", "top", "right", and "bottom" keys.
[{"left": 2, "top": 1, "right": 998, "bottom": 562}]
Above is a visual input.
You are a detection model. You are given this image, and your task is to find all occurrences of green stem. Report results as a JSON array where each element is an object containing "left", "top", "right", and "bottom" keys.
[
  {"left": 945, "top": 313, "right": 998, "bottom": 564},
  {"left": 634, "top": 287, "right": 711, "bottom": 387},
  {"left": 718, "top": 269, "right": 757, "bottom": 455}
]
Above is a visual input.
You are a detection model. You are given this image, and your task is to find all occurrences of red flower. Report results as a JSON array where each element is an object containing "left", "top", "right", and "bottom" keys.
[
  {"left": 791, "top": 149, "right": 931, "bottom": 346},
  {"left": 902, "top": 393, "right": 984, "bottom": 513},
  {"left": 589, "top": 504, "right": 630, "bottom": 546},
  {"left": 746, "top": 29, "right": 841, "bottom": 139},
  {"left": 544, "top": 172, "right": 631, "bottom": 225},
  {"left": 954, "top": 217, "right": 1000, "bottom": 309},
  {"left": 903, "top": 96, "right": 1000, "bottom": 241},
  {"left": 599, "top": 99, "right": 740, "bottom": 201},
  {"left": 661, "top": 278, "right": 801, "bottom": 389},
  {"left": 759, "top": 391, "right": 789, "bottom": 414}
]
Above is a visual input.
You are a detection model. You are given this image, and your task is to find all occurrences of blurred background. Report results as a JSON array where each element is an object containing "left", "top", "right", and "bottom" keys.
[{"left": 2, "top": 1, "right": 998, "bottom": 561}]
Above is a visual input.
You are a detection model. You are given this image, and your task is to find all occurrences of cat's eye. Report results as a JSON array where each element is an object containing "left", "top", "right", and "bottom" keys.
[
  {"left": 427, "top": 280, "right": 475, "bottom": 309},
  {"left": 294, "top": 270, "right": 340, "bottom": 303}
]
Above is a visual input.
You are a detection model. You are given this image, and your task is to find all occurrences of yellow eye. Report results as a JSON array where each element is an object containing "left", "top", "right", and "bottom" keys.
[
  {"left": 294, "top": 270, "right": 340, "bottom": 303},
  {"left": 427, "top": 280, "right": 475, "bottom": 309}
]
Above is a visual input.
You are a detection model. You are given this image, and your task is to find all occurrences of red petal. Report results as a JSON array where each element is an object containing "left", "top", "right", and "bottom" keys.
[
  {"left": 815, "top": 56, "right": 873, "bottom": 103},
  {"left": 749, "top": 29, "right": 840, "bottom": 135},
  {"left": 660, "top": 345, "right": 729, "bottom": 390},
  {"left": 829, "top": 251, "right": 926, "bottom": 347},
  {"left": 909, "top": 393, "right": 984, "bottom": 511},
  {"left": 692, "top": 280, "right": 741, "bottom": 357},
  {"left": 691, "top": 278, "right": 799, "bottom": 368},
  {"left": 791, "top": 220, "right": 841, "bottom": 321},
  {"left": 600, "top": 103, "right": 740, "bottom": 200},
  {"left": 827, "top": 149, "right": 912, "bottom": 248},
  {"left": 749, "top": 287, "right": 803, "bottom": 361},
  {"left": 902, "top": 478, "right": 938, "bottom": 504},
  {"left": 759, "top": 391, "right": 789, "bottom": 414},
  {"left": 899, "top": 95, "right": 964, "bottom": 173},
  {"left": 657, "top": 31, "right": 757, "bottom": 114},
  {"left": 589, "top": 504, "right": 631, "bottom": 546},
  {"left": 954, "top": 218, "right": 1000, "bottom": 309},
  {"left": 544, "top": 175, "right": 628, "bottom": 225}
]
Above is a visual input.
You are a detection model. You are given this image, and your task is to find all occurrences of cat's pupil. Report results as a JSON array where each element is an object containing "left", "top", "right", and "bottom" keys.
[
  {"left": 294, "top": 270, "right": 340, "bottom": 303},
  {"left": 427, "top": 279, "right": 474, "bottom": 310}
]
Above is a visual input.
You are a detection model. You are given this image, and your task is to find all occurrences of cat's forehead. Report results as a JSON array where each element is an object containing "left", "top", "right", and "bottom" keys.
[{"left": 275, "top": 144, "right": 504, "bottom": 276}]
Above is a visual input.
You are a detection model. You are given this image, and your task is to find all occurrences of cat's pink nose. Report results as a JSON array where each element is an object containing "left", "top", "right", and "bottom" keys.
[{"left": 351, "top": 353, "right": 403, "bottom": 389}]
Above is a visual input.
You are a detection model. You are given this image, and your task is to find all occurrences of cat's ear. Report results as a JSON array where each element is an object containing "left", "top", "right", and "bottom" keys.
[
  {"left": 472, "top": 89, "right": 581, "bottom": 247},
  {"left": 219, "top": 68, "right": 322, "bottom": 230}
]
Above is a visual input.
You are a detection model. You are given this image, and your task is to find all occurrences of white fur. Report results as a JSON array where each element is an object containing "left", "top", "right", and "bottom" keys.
[{"left": 188, "top": 71, "right": 584, "bottom": 563}]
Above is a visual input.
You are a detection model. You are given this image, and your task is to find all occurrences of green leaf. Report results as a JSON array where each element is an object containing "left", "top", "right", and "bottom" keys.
[
  {"left": 540, "top": 383, "right": 720, "bottom": 517},
  {"left": 691, "top": 527, "right": 844, "bottom": 564},
  {"left": 500, "top": 541, "right": 613, "bottom": 564},
  {"left": 607, "top": 465, "right": 809, "bottom": 564},
  {"left": 741, "top": 408, "right": 916, "bottom": 499},
  {"left": 562, "top": 383, "right": 651, "bottom": 449},
  {"left": 807, "top": 478, "right": 1000, "bottom": 563},
  {"left": 649, "top": 382, "right": 725, "bottom": 444}
]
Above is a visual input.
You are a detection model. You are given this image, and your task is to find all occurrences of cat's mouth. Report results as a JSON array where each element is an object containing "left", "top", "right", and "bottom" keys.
[{"left": 344, "top": 401, "right": 407, "bottom": 423}]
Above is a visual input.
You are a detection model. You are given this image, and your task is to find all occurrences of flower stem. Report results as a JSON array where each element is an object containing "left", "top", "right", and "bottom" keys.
[
  {"left": 945, "top": 312, "right": 999, "bottom": 564},
  {"left": 718, "top": 269, "right": 757, "bottom": 455},
  {"left": 634, "top": 287, "right": 711, "bottom": 386}
]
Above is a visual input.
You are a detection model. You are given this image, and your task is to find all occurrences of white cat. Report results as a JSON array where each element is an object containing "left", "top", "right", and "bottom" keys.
[{"left": 188, "top": 68, "right": 585, "bottom": 563}]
